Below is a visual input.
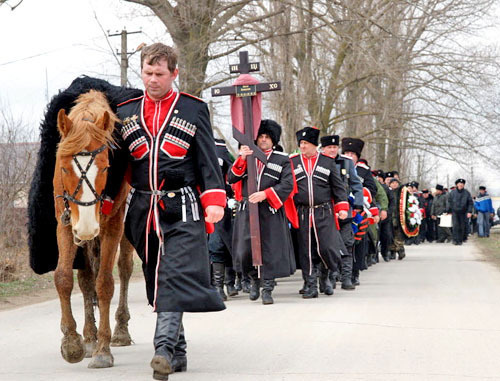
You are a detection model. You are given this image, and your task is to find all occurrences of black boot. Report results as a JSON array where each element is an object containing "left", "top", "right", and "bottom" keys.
[
  {"left": 318, "top": 264, "right": 333, "bottom": 295},
  {"left": 340, "top": 255, "right": 355, "bottom": 290},
  {"left": 241, "top": 274, "right": 251, "bottom": 293},
  {"left": 299, "top": 270, "right": 308, "bottom": 294},
  {"left": 234, "top": 276, "right": 242, "bottom": 292},
  {"left": 303, "top": 265, "right": 319, "bottom": 299},
  {"left": 261, "top": 279, "right": 275, "bottom": 305},
  {"left": 398, "top": 248, "right": 406, "bottom": 260},
  {"left": 171, "top": 324, "right": 187, "bottom": 372},
  {"left": 389, "top": 250, "right": 396, "bottom": 260},
  {"left": 225, "top": 267, "right": 238, "bottom": 297},
  {"left": 329, "top": 270, "right": 337, "bottom": 290},
  {"left": 212, "top": 263, "right": 227, "bottom": 301},
  {"left": 151, "top": 312, "right": 183, "bottom": 380},
  {"left": 249, "top": 278, "right": 261, "bottom": 301}
]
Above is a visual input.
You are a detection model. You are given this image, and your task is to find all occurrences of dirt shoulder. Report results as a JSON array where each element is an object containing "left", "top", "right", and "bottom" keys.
[
  {"left": 0, "top": 258, "right": 144, "bottom": 312},
  {"left": 473, "top": 226, "right": 500, "bottom": 268}
]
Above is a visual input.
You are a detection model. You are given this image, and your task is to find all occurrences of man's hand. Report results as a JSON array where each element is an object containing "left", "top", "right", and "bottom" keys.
[
  {"left": 373, "top": 215, "right": 380, "bottom": 224},
  {"left": 467, "top": 213, "right": 472, "bottom": 218},
  {"left": 380, "top": 210, "right": 388, "bottom": 221},
  {"left": 431, "top": 215, "right": 437, "bottom": 220},
  {"left": 249, "top": 191, "right": 267, "bottom": 204},
  {"left": 338, "top": 210, "right": 348, "bottom": 220},
  {"left": 239, "top": 145, "right": 253, "bottom": 161},
  {"left": 205, "top": 205, "right": 225, "bottom": 223}
]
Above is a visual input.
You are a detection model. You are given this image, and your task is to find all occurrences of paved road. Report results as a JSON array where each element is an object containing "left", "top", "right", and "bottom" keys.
[{"left": 2, "top": 241, "right": 500, "bottom": 381}]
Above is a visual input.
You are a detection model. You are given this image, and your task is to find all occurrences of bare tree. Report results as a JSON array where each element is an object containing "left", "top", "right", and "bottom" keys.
[{"left": 0, "top": 102, "right": 37, "bottom": 249}]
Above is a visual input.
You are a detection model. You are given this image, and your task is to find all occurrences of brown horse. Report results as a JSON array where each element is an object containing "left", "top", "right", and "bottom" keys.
[{"left": 53, "top": 90, "right": 133, "bottom": 368}]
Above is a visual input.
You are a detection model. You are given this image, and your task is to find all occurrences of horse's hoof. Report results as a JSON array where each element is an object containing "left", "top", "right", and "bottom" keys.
[
  {"left": 88, "top": 353, "right": 114, "bottom": 368},
  {"left": 84, "top": 341, "right": 97, "bottom": 358},
  {"left": 111, "top": 331, "right": 133, "bottom": 347},
  {"left": 61, "top": 334, "right": 85, "bottom": 364}
]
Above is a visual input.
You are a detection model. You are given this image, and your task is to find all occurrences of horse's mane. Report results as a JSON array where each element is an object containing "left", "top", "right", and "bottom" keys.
[{"left": 57, "top": 91, "right": 120, "bottom": 156}]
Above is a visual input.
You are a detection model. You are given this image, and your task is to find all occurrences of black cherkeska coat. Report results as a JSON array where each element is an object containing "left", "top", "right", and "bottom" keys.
[
  {"left": 290, "top": 153, "right": 349, "bottom": 275},
  {"left": 114, "top": 92, "right": 226, "bottom": 313},
  {"left": 212, "top": 139, "right": 234, "bottom": 253},
  {"left": 228, "top": 150, "right": 296, "bottom": 280}
]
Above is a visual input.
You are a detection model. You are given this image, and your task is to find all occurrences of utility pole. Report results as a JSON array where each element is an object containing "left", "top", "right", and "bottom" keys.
[
  {"left": 471, "top": 166, "right": 474, "bottom": 190},
  {"left": 108, "top": 29, "right": 142, "bottom": 86}
]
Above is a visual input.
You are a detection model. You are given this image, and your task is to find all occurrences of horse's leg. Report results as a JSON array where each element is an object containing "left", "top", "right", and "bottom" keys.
[
  {"left": 77, "top": 251, "right": 98, "bottom": 358},
  {"left": 111, "top": 234, "right": 134, "bottom": 347},
  {"left": 54, "top": 224, "right": 85, "bottom": 363},
  {"left": 87, "top": 227, "right": 120, "bottom": 368}
]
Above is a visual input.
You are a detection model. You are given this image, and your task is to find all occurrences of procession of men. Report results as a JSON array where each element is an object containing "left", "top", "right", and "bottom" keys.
[{"left": 26, "top": 41, "right": 498, "bottom": 381}]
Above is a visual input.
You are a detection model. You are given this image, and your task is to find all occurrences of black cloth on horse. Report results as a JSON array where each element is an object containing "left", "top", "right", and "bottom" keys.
[{"left": 27, "top": 75, "right": 143, "bottom": 274}]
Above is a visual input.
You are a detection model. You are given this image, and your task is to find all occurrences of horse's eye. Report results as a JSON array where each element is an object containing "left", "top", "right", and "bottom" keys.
[
  {"left": 102, "top": 167, "right": 109, "bottom": 173},
  {"left": 61, "top": 168, "right": 68, "bottom": 174}
]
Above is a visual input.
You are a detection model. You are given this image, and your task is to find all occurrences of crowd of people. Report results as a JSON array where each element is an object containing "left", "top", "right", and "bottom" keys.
[{"left": 103, "top": 42, "right": 497, "bottom": 380}]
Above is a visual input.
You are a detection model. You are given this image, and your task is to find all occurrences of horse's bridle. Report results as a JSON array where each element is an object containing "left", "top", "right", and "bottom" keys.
[{"left": 56, "top": 144, "right": 107, "bottom": 224}]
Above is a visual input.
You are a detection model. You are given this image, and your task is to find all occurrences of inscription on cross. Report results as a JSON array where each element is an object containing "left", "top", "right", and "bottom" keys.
[{"left": 211, "top": 51, "right": 281, "bottom": 267}]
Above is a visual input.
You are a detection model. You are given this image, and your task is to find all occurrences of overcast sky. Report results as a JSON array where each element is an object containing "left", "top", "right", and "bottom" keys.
[{"left": 1, "top": 0, "right": 499, "bottom": 192}]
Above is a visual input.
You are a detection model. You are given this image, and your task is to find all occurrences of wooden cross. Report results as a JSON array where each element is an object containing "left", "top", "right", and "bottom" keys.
[{"left": 211, "top": 51, "right": 281, "bottom": 267}]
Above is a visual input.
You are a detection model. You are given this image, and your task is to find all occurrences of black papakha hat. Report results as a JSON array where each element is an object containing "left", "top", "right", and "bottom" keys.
[
  {"left": 436, "top": 184, "right": 444, "bottom": 191},
  {"left": 455, "top": 178, "right": 466, "bottom": 185},
  {"left": 257, "top": 119, "right": 282, "bottom": 146},
  {"left": 479, "top": 185, "right": 486, "bottom": 191},
  {"left": 422, "top": 189, "right": 429, "bottom": 194},
  {"left": 375, "top": 169, "right": 386, "bottom": 179},
  {"left": 320, "top": 135, "right": 340, "bottom": 147},
  {"left": 385, "top": 171, "right": 394, "bottom": 178},
  {"left": 296, "top": 126, "right": 320, "bottom": 146},
  {"left": 341, "top": 137, "right": 364, "bottom": 157},
  {"left": 409, "top": 181, "right": 419, "bottom": 189}
]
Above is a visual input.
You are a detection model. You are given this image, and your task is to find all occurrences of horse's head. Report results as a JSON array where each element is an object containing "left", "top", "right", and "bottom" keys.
[{"left": 54, "top": 91, "right": 119, "bottom": 245}]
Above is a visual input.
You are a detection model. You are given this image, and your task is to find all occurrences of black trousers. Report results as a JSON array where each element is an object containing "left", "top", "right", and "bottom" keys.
[
  {"left": 379, "top": 219, "right": 393, "bottom": 256},
  {"left": 452, "top": 212, "right": 467, "bottom": 244}
]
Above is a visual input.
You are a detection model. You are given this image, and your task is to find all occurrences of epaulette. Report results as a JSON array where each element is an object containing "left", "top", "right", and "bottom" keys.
[
  {"left": 289, "top": 153, "right": 299, "bottom": 158},
  {"left": 319, "top": 152, "right": 335, "bottom": 161},
  {"left": 180, "top": 92, "right": 205, "bottom": 103},
  {"left": 117, "top": 95, "right": 144, "bottom": 107},
  {"left": 273, "top": 151, "right": 289, "bottom": 156},
  {"left": 340, "top": 154, "right": 353, "bottom": 161},
  {"left": 356, "top": 162, "right": 370, "bottom": 170}
]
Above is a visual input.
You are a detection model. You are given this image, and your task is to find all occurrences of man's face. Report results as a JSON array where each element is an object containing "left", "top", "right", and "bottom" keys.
[
  {"left": 299, "top": 140, "right": 317, "bottom": 157},
  {"left": 457, "top": 183, "right": 465, "bottom": 190},
  {"left": 389, "top": 181, "right": 399, "bottom": 190},
  {"left": 423, "top": 193, "right": 429, "bottom": 198},
  {"left": 256, "top": 134, "right": 273, "bottom": 151},
  {"left": 377, "top": 176, "right": 384, "bottom": 184},
  {"left": 385, "top": 177, "right": 392, "bottom": 186},
  {"left": 141, "top": 58, "right": 179, "bottom": 101},
  {"left": 322, "top": 145, "right": 339, "bottom": 158},
  {"left": 343, "top": 151, "right": 358, "bottom": 163},
  {"left": 480, "top": 189, "right": 485, "bottom": 195}
]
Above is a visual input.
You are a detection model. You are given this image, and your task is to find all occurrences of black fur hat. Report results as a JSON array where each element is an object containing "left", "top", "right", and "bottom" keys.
[
  {"left": 257, "top": 119, "right": 282, "bottom": 146},
  {"left": 409, "top": 181, "right": 419, "bottom": 189},
  {"left": 296, "top": 126, "right": 320, "bottom": 146},
  {"left": 27, "top": 76, "right": 143, "bottom": 274},
  {"left": 479, "top": 185, "right": 486, "bottom": 191},
  {"left": 436, "top": 184, "right": 444, "bottom": 191},
  {"left": 341, "top": 137, "right": 364, "bottom": 158},
  {"left": 320, "top": 135, "right": 340, "bottom": 147},
  {"left": 455, "top": 178, "right": 466, "bottom": 185}
]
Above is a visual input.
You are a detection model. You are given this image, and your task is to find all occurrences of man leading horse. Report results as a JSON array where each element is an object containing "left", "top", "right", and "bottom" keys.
[{"left": 105, "top": 43, "right": 226, "bottom": 380}]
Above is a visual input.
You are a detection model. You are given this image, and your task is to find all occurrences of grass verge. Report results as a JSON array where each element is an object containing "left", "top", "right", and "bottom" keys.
[{"left": 473, "top": 226, "right": 500, "bottom": 268}]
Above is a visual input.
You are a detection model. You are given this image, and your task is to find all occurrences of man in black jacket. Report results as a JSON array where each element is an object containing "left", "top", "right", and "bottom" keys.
[
  {"left": 341, "top": 138, "right": 378, "bottom": 285},
  {"left": 229, "top": 120, "right": 296, "bottom": 305},
  {"left": 448, "top": 178, "right": 473, "bottom": 245}
]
